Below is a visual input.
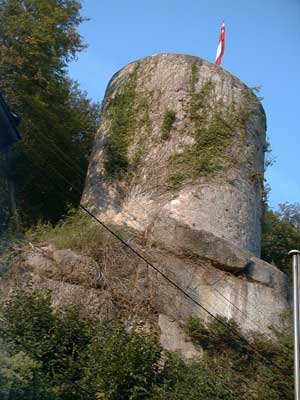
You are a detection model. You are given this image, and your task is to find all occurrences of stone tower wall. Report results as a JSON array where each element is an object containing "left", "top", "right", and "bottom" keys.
[{"left": 82, "top": 54, "right": 266, "bottom": 256}]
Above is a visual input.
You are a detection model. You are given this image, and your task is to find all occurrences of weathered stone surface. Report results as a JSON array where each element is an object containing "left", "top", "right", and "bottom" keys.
[
  {"left": 158, "top": 314, "right": 202, "bottom": 359},
  {"left": 246, "top": 256, "right": 291, "bottom": 292},
  {"left": 78, "top": 53, "right": 290, "bottom": 338},
  {"left": 0, "top": 54, "right": 291, "bottom": 355},
  {"left": 146, "top": 249, "right": 291, "bottom": 336},
  {"left": 149, "top": 216, "right": 250, "bottom": 272},
  {"left": 25, "top": 245, "right": 101, "bottom": 287},
  {"left": 82, "top": 53, "right": 266, "bottom": 256},
  {"left": 29, "top": 275, "right": 116, "bottom": 319},
  {"left": 1, "top": 242, "right": 291, "bottom": 340}
]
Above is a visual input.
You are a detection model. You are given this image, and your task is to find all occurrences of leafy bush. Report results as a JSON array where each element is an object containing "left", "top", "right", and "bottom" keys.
[
  {"left": 150, "top": 354, "right": 236, "bottom": 400},
  {"left": 0, "top": 289, "right": 294, "bottom": 399},
  {"left": 0, "top": 346, "right": 41, "bottom": 400},
  {"left": 0, "top": 289, "right": 162, "bottom": 399},
  {"left": 82, "top": 321, "right": 162, "bottom": 400},
  {"left": 185, "top": 315, "right": 247, "bottom": 352},
  {"left": 184, "top": 315, "right": 293, "bottom": 400}
]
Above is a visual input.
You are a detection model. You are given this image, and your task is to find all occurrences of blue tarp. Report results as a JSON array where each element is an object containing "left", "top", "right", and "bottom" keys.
[{"left": 0, "top": 93, "right": 21, "bottom": 152}]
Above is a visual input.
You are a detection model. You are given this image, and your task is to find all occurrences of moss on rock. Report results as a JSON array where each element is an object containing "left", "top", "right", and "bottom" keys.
[
  {"left": 167, "top": 64, "right": 261, "bottom": 189},
  {"left": 104, "top": 66, "right": 139, "bottom": 179}
]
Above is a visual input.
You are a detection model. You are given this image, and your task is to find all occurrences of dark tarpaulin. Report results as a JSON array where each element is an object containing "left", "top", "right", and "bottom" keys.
[{"left": 0, "top": 93, "right": 21, "bottom": 152}]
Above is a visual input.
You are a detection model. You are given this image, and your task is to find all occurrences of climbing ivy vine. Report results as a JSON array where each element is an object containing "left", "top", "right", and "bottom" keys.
[{"left": 167, "top": 63, "right": 262, "bottom": 189}]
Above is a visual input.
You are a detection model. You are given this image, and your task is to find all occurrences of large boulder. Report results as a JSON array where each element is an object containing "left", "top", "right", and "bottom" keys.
[
  {"left": 83, "top": 53, "right": 266, "bottom": 256},
  {"left": 80, "top": 53, "right": 290, "bottom": 337},
  {"left": 3, "top": 242, "right": 290, "bottom": 338}
]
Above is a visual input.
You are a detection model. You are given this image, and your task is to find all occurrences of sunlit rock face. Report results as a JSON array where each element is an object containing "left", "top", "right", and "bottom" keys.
[
  {"left": 0, "top": 55, "right": 292, "bottom": 358},
  {"left": 83, "top": 53, "right": 266, "bottom": 256},
  {"left": 78, "top": 54, "right": 291, "bottom": 340}
]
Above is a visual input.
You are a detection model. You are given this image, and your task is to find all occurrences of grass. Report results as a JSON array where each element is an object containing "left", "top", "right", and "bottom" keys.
[
  {"left": 24, "top": 209, "right": 146, "bottom": 301},
  {"left": 25, "top": 208, "right": 126, "bottom": 261}
]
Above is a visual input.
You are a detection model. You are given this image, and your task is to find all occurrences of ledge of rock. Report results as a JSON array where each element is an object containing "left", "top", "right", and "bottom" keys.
[
  {"left": 1, "top": 240, "right": 291, "bottom": 340},
  {"left": 25, "top": 245, "right": 101, "bottom": 287}
]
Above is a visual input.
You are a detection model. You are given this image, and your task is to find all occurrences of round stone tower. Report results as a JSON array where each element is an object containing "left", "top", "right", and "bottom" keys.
[{"left": 83, "top": 54, "right": 266, "bottom": 256}]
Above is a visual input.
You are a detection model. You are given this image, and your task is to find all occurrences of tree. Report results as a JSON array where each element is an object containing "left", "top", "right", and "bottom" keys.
[
  {"left": 261, "top": 203, "right": 300, "bottom": 278},
  {"left": 0, "top": 0, "right": 99, "bottom": 225}
]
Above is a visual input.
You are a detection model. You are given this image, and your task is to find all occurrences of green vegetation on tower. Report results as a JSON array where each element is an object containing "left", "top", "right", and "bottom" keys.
[{"left": 168, "top": 63, "right": 262, "bottom": 189}]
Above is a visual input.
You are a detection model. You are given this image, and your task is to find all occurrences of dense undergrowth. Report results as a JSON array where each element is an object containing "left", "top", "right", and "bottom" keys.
[
  {"left": 0, "top": 209, "right": 295, "bottom": 399},
  {"left": 0, "top": 289, "right": 293, "bottom": 399}
]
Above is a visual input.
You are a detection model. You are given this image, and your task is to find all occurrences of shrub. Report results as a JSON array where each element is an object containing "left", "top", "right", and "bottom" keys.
[
  {"left": 150, "top": 354, "right": 236, "bottom": 400},
  {"left": 82, "top": 321, "right": 162, "bottom": 400},
  {"left": 184, "top": 315, "right": 293, "bottom": 400},
  {"left": 0, "top": 289, "right": 162, "bottom": 399}
]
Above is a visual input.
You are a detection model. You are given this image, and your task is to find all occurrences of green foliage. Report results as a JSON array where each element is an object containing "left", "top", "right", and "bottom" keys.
[
  {"left": 1, "top": 289, "right": 95, "bottom": 399},
  {"left": 262, "top": 202, "right": 300, "bottom": 277},
  {"left": 104, "top": 67, "right": 139, "bottom": 178},
  {"left": 161, "top": 109, "right": 176, "bottom": 140},
  {"left": 83, "top": 321, "right": 162, "bottom": 400},
  {"left": 103, "top": 67, "right": 153, "bottom": 180},
  {"left": 185, "top": 316, "right": 246, "bottom": 354},
  {"left": 0, "top": 289, "right": 294, "bottom": 399},
  {"left": 168, "top": 68, "right": 234, "bottom": 188},
  {"left": 150, "top": 354, "right": 236, "bottom": 400},
  {"left": 168, "top": 64, "right": 261, "bottom": 189},
  {"left": 0, "top": 345, "right": 43, "bottom": 400},
  {"left": 26, "top": 208, "right": 105, "bottom": 251},
  {"left": 184, "top": 315, "right": 293, "bottom": 400},
  {"left": 0, "top": 0, "right": 100, "bottom": 225},
  {"left": 0, "top": 289, "right": 161, "bottom": 399}
]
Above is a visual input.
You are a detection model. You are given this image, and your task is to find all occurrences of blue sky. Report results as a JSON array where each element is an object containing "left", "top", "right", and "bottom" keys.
[{"left": 69, "top": 0, "right": 300, "bottom": 209}]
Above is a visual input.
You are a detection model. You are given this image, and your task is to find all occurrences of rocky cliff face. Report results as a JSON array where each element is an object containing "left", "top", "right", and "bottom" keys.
[
  {"left": 1, "top": 54, "right": 290, "bottom": 359},
  {"left": 79, "top": 53, "right": 290, "bottom": 353},
  {"left": 2, "top": 236, "right": 290, "bottom": 358},
  {"left": 83, "top": 53, "right": 266, "bottom": 256}
]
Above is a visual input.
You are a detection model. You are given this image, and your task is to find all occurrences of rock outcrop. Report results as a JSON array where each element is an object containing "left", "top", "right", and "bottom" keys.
[
  {"left": 1, "top": 241, "right": 290, "bottom": 348},
  {"left": 0, "top": 54, "right": 291, "bottom": 359},
  {"left": 83, "top": 53, "right": 266, "bottom": 256},
  {"left": 80, "top": 53, "right": 291, "bottom": 343}
]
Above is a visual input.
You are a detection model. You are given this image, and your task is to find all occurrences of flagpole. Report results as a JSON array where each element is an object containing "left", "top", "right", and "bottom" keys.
[
  {"left": 215, "top": 21, "right": 225, "bottom": 65},
  {"left": 289, "top": 250, "right": 300, "bottom": 400}
]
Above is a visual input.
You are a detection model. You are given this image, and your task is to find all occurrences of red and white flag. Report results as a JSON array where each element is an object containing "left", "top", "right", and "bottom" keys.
[{"left": 215, "top": 22, "right": 225, "bottom": 65}]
